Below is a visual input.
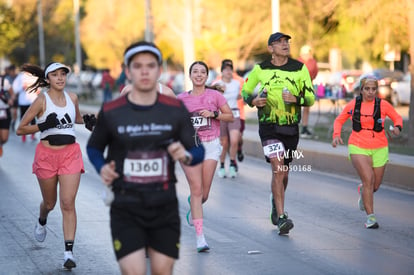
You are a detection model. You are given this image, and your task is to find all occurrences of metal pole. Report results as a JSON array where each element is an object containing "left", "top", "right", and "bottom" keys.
[
  {"left": 73, "top": 0, "right": 82, "bottom": 95},
  {"left": 271, "top": 0, "right": 280, "bottom": 33},
  {"left": 37, "top": 0, "right": 45, "bottom": 68},
  {"left": 145, "top": 0, "right": 153, "bottom": 42},
  {"left": 183, "top": 0, "right": 194, "bottom": 91}
]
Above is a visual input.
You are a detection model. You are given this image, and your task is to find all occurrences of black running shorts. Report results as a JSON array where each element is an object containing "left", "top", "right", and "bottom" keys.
[
  {"left": 258, "top": 123, "right": 299, "bottom": 164},
  {"left": 110, "top": 198, "right": 180, "bottom": 260},
  {"left": 0, "top": 109, "right": 11, "bottom": 129}
]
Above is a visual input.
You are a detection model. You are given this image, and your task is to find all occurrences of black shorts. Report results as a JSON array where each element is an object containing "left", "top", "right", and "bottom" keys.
[
  {"left": 0, "top": 108, "right": 11, "bottom": 129},
  {"left": 110, "top": 198, "right": 180, "bottom": 260},
  {"left": 258, "top": 123, "right": 299, "bottom": 164}
]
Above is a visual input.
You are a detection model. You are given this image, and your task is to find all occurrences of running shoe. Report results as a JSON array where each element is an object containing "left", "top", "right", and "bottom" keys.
[
  {"left": 218, "top": 167, "right": 226, "bottom": 178},
  {"left": 358, "top": 184, "right": 365, "bottom": 211},
  {"left": 277, "top": 213, "right": 294, "bottom": 235},
  {"left": 63, "top": 251, "right": 76, "bottom": 269},
  {"left": 196, "top": 234, "right": 210, "bottom": 252},
  {"left": 237, "top": 150, "right": 244, "bottom": 162},
  {"left": 186, "top": 209, "right": 194, "bottom": 226},
  {"left": 365, "top": 214, "right": 379, "bottom": 229},
  {"left": 269, "top": 193, "right": 278, "bottom": 226},
  {"left": 229, "top": 165, "right": 237, "bottom": 178},
  {"left": 34, "top": 221, "right": 46, "bottom": 242},
  {"left": 300, "top": 127, "right": 312, "bottom": 138}
]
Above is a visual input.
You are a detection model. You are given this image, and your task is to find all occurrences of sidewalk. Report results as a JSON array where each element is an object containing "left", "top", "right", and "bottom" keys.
[
  {"left": 80, "top": 101, "right": 414, "bottom": 191},
  {"left": 243, "top": 103, "right": 414, "bottom": 191}
]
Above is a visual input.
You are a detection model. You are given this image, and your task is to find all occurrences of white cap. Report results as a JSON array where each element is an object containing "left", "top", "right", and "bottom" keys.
[
  {"left": 124, "top": 45, "right": 162, "bottom": 65},
  {"left": 44, "top": 62, "right": 71, "bottom": 78}
]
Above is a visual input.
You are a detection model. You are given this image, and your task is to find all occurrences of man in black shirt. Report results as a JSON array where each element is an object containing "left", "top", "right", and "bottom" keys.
[{"left": 87, "top": 41, "right": 204, "bottom": 275}]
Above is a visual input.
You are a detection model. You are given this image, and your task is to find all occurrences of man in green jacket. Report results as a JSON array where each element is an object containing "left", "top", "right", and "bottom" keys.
[{"left": 242, "top": 32, "right": 315, "bottom": 235}]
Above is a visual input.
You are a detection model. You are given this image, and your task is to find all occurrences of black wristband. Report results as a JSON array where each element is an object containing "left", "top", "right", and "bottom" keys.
[{"left": 213, "top": 111, "right": 219, "bottom": 119}]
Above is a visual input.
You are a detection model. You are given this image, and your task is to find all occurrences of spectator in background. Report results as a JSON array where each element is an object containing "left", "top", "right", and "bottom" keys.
[
  {"left": 101, "top": 69, "right": 115, "bottom": 103},
  {"left": 115, "top": 63, "right": 127, "bottom": 93},
  {"left": 298, "top": 45, "right": 318, "bottom": 138}
]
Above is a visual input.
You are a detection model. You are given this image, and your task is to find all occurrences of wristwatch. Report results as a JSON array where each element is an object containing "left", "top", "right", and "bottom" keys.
[
  {"left": 183, "top": 151, "right": 192, "bottom": 165},
  {"left": 213, "top": 111, "right": 219, "bottom": 119}
]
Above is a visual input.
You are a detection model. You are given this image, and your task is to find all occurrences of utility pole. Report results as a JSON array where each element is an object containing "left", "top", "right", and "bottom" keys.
[
  {"left": 37, "top": 0, "right": 45, "bottom": 68},
  {"left": 182, "top": 0, "right": 195, "bottom": 91},
  {"left": 271, "top": 0, "right": 280, "bottom": 33},
  {"left": 73, "top": 0, "right": 82, "bottom": 95},
  {"left": 145, "top": 0, "right": 154, "bottom": 42}
]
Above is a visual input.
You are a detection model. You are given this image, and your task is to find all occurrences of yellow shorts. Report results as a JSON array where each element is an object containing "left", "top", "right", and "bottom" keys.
[{"left": 348, "top": 145, "right": 388, "bottom": 167}]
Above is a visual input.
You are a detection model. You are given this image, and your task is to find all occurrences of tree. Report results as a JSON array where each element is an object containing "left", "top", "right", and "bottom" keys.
[
  {"left": 1, "top": 0, "right": 78, "bottom": 66},
  {"left": 80, "top": 0, "right": 146, "bottom": 76},
  {"left": 0, "top": 2, "right": 22, "bottom": 58}
]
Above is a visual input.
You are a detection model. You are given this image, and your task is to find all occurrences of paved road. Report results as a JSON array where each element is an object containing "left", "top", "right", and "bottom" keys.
[{"left": 1, "top": 125, "right": 413, "bottom": 275}]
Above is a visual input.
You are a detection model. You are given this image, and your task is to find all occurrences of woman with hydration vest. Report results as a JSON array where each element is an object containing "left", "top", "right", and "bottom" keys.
[{"left": 331, "top": 75, "right": 402, "bottom": 229}]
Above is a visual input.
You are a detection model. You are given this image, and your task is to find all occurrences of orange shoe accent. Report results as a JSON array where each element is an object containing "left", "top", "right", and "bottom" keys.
[{"left": 22, "top": 135, "right": 26, "bottom": 142}]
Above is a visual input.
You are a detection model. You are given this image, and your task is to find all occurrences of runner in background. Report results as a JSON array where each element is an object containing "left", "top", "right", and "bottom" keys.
[
  {"left": 0, "top": 72, "right": 15, "bottom": 157},
  {"left": 4, "top": 65, "right": 18, "bottom": 132},
  {"left": 13, "top": 70, "right": 39, "bottom": 142},
  {"left": 298, "top": 45, "right": 318, "bottom": 138},
  {"left": 214, "top": 60, "right": 246, "bottom": 162},
  {"left": 213, "top": 59, "right": 242, "bottom": 178}
]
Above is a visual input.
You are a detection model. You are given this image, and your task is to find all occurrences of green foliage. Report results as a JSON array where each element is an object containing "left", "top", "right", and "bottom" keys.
[
  {"left": 0, "top": 0, "right": 410, "bottom": 74},
  {"left": 0, "top": 3, "right": 22, "bottom": 57}
]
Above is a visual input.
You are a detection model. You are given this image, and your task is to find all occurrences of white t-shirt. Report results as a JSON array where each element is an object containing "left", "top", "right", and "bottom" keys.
[
  {"left": 13, "top": 72, "right": 38, "bottom": 106},
  {"left": 215, "top": 79, "right": 240, "bottom": 109}
]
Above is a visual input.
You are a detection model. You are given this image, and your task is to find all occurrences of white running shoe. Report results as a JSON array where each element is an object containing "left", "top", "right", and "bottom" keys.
[
  {"left": 196, "top": 234, "right": 210, "bottom": 252},
  {"left": 63, "top": 251, "right": 76, "bottom": 269},
  {"left": 218, "top": 167, "right": 226, "bottom": 178},
  {"left": 365, "top": 214, "right": 379, "bottom": 229},
  {"left": 34, "top": 221, "right": 46, "bottom": 242},
  {"left": 229, "top": 166, "right": 237, "bottom": 178}
]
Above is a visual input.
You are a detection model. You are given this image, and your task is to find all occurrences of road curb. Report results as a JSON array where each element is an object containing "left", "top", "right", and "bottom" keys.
[
  {"left": 243, "top": 135, "right": 414, "bottom": 191},
  {"left": 80, "top": 104, "right": 414, "bottom": 191}
]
